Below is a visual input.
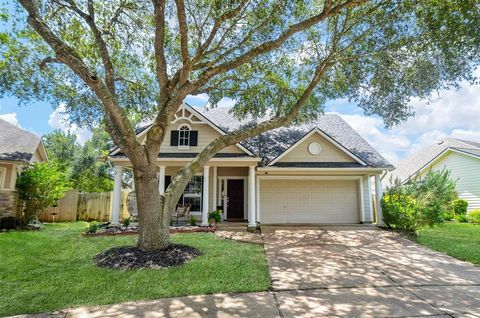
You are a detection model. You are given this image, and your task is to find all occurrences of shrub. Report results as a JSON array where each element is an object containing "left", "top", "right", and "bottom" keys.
[
  {"left": 382, "top": 169, "right": 457, "bottom": 232},
  {"left": 122, "top": 217, "right": 131, "bottom": 229},
  {"left": 455, "top": 214, "right": 468, "bottom": 223},
  {"left": 468, "top": 209, "right": 480, "bottom": 224},
  {"left": 16, "top": 163, "right": 71, "bottom": 226},
  {"left": 382, "top": 193, "right": 421, "bottom": 232},
  {"left": 442, "top": 211, "right": 454, "bottom": 221},
  {"left": 452, "top": 199, "right": 468, "bottom": 216},
  {"left": 0, "top": 217, "right": 17, "bottom": 230},
  {"left": 188, "top": 215, "right": 197, "bottom": 226},
  {"left": 86, "top": 221, "right": 100, "bottom": 233},
  {"left": 208, "top": 210, "right": 222, "bottom": 224}
]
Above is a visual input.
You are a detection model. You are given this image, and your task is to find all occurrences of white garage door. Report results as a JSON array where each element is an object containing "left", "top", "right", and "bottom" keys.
[{"left": 260, "top": 179, "right": 360, "bottom": 224}]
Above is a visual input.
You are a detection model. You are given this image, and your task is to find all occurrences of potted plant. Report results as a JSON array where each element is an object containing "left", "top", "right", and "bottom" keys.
[{"left": 208, "top": 210, "right": 222, "bottom": 226}]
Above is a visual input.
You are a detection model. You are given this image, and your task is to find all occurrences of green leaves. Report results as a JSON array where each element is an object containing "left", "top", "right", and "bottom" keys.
[
  {"left": 382, "top": 169, "right": 458, "bottom": 232},
  {"left": 16, "top": 162, "right": 71, "bottom": 225},
  {"left": 1, "top": 0, "right": 479, "bottom": 129},
  {"left": 43, "top": 128, "right": 114, "bottom": 193}
]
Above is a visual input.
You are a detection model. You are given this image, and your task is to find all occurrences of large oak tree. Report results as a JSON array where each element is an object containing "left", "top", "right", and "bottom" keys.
[{"left": 1, "top": 0, "right": 478, "bottom": 250}]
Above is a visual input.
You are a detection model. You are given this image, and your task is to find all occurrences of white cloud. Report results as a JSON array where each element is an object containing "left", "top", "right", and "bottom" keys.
[
  {"left": 48, "top": 104, "right": 92, "bottom": 145},
  {"left": 0, "top": 112, "right": 21, "bottom": 127},
  {"left": 185, "top": 93, "right": 209, "bottom": 107},
  {"left": 331, "top": 76, "right": 480, "bottom": 164}
]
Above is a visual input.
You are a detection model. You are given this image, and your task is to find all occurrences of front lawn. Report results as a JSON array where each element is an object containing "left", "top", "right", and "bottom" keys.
[
  {"left": 0, "top": 222, "right": 270, "bottom": 316},
  {"left": 416, "top": 222, "right": 480, "bottom": 265}
]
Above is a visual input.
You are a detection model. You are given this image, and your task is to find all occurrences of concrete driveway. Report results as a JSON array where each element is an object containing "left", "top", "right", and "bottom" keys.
[{"left": 262, "top": 225, "right": 480, "bottom": 317}]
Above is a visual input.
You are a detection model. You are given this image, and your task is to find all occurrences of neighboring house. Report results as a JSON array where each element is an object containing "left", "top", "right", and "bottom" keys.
[
  {"left": 386, "top": 137, "right": 480, "bottom": 212},
  {"left": 0, "top": 119, "right": 48, "bottom": 220},
  {"left": 107, "top": 104, "right": 393, "bottom": 226}
]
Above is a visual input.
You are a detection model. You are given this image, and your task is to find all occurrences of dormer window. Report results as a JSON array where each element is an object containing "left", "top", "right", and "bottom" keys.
[{"left": 178, "top": 125, "right": 190, "bottom": 147}]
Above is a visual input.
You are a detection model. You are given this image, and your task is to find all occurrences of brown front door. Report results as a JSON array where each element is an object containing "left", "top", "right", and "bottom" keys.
[{"left": 227, "top": 179, "right": 244, "bottom": 220}]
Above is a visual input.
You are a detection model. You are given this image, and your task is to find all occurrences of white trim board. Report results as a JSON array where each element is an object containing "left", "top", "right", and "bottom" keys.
[
  {"left": 268, "top": 127, "right": 367, "bottom": 166},
  {"left": 258, "top": 167, "right": 384, "bottom": 173}
]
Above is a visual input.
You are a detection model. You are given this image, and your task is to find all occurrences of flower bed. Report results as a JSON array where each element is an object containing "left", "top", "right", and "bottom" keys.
[{"left": 82, "top": 224, "right": 216, "bottom": 237}]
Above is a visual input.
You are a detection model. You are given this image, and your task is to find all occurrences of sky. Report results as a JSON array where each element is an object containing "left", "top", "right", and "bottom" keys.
[{"left": 1, "top": 76, "right": 479, "bottom": 165}]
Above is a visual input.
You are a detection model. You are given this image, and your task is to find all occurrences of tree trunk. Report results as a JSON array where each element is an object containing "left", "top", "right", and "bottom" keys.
[{"left": 134, "top": 164, "right": 172, "bottom": 251}]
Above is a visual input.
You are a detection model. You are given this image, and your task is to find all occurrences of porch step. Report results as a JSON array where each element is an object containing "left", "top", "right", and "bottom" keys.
[{"left": 216, "top": 223, "right": 248, "bottom": 232}]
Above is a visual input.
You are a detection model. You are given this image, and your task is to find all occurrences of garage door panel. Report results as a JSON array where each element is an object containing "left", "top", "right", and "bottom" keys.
[{"left": 260, "top": 180, "right": 359, "bottom": 224}]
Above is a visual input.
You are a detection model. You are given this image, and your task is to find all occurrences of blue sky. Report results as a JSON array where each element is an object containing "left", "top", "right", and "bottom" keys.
[{"left": 2, "top": 75, "right": 479, "bottom": 164}]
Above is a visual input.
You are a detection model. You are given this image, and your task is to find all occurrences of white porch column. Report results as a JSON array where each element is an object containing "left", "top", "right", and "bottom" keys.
[
  {"left": 256, "top": 177, "right": 260, "bottom": 223},
  {"left": 212, "top": 166, "right": 217, "bottom": 210},
  {"left": 201, "top": 166, "right": 210, "bottom": 226},
  {"left": 111, "top": 165, "right": 123, "bottom": 224},
  {"left": 158, "top": 166, "right": 166, "bottom": 194},
  {"left": 248, "top": 166, "right": 256, "bottom": 227},
  {"left": 366, "top": 175, "right": 374, "bottom": 223},
  {"left": 375, "top": 175, "right": 384, "bottom": 226}
]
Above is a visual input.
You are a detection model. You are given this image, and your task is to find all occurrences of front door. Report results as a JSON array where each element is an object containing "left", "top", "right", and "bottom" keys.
[{"left": 227, "top": 179, "right": 244, "bottom": 220}]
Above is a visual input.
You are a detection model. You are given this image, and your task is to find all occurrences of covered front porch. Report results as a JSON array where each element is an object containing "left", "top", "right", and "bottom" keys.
[{"left": 109, "top": 157, "right": 261, "bottom": 227}]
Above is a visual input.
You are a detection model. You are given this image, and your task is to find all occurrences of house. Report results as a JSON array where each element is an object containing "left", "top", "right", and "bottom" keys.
[
  {"left": 0, "top": 119, "right": 48, "bottom": 220},
  {"left": 107, "top": 104, "right": 393, "bottom": 226},
  {"left": 386, "top": 137, "right": 480, "bottom": 212}
]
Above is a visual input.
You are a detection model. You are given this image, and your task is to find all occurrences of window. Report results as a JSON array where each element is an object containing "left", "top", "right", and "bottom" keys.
[
  {"left": 180, "top": 176, "right": 203, "bottom": 211},
  {"left": 178, "top": 125, "right": 190, "bottom": 147}
]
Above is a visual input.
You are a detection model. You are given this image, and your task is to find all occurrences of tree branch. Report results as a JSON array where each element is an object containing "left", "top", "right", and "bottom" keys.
[
  {"left": 63, "top": 0, "right": 117, "bottom": 94},
  {"left": 192, "top": 0, "right": 250, "bottom": 63},
  {"left": 167, "top": 55, "right": 335, "bottom": 199},
  {"left": 191, "top": 0, "right": 365, "bottom": 90},
  {"left": 175, "top": 0, "right": 191, "bottom": 84},
  {"left": 151, "top": 0, "right": 169, "bottom": 95},
  {"left": 19, "top": 0, "right": 142, "bottom": 162},
  {"left": 39, "top": 56, "right": 61, "bottom": 69}
]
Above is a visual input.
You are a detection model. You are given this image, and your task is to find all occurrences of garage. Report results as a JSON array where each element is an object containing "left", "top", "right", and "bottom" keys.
[{"left": 260, "top": 179, "right": 360, "bottom": 224}]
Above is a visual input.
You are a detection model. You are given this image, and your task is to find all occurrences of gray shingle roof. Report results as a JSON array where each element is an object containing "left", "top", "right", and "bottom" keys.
[
  {"left": 198, "top": 106, "right": 392, "bottom": 168},
  {"left": 0, "top": 118, "right": 42, "bottom": 162},
  {"left": 112, "top": 105, "right": 392, "bottom": 169},
  {"left": 385, "top": 137, "right": 480, "bottom": 185}
]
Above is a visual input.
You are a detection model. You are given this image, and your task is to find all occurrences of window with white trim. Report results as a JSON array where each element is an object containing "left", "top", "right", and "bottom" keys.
[
  {"left": 180, "top": 176, "right": 203, "bottom": 211},
  {"left": 178, "top": 125, "right": 190, "bottom": 147}
]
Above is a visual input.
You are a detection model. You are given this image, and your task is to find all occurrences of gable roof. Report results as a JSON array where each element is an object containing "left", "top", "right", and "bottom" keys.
[
  {"left": 0, "top": 118, "right": 44, "bottom": 162},
  {"left": 386, "top": 137, "right": 480, "bottom": 184},
  {"left": 109, "top": 103, "right": 255, "bottom": 157},
  {"left": 109, "top": 105, "right": 393, "bottom": 169},
  {"left": 267, "top": 127, "right": 367, "bottom": 166},
  {"left": 198, "top": 107, "right": 392, "bottom": 168}
]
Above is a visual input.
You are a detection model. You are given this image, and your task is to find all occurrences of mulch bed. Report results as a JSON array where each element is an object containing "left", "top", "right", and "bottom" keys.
[
  {"left": 82, "top": 225, "right": 216, "bottom": 237},
  {"left": 94, "top": 244, "right": 202, "bottom": 270}
]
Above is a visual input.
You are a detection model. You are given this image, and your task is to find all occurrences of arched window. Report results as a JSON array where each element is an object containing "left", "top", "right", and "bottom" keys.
[{"left": 178, "top": 125, "right": 190, "bottom": 146}]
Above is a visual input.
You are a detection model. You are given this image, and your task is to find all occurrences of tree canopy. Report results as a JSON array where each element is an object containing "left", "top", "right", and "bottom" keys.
[
  {"left": 1, "top": 1, "right": 478, "bottom": 129},
  {"left": 43, "top": 128, "right": 114, "bottom": 193}
]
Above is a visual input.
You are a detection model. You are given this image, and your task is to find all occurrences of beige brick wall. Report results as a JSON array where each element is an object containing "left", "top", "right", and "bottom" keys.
[{"left": 0, "top": 190, "right": 17, "bottom": 219}]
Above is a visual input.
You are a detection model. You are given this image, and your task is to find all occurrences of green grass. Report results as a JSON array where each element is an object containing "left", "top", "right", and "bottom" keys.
[
  {"left": 0, "top": 222, "right": 270, "bottom": 316},
  {"left": 416, "top": 222, "right": 480, "bottom": 265}
]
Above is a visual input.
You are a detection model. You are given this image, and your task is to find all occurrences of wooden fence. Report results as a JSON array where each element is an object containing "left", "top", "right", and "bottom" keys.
[{"left": 39, "top": 190, "right": 131, "bottom": 222}]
